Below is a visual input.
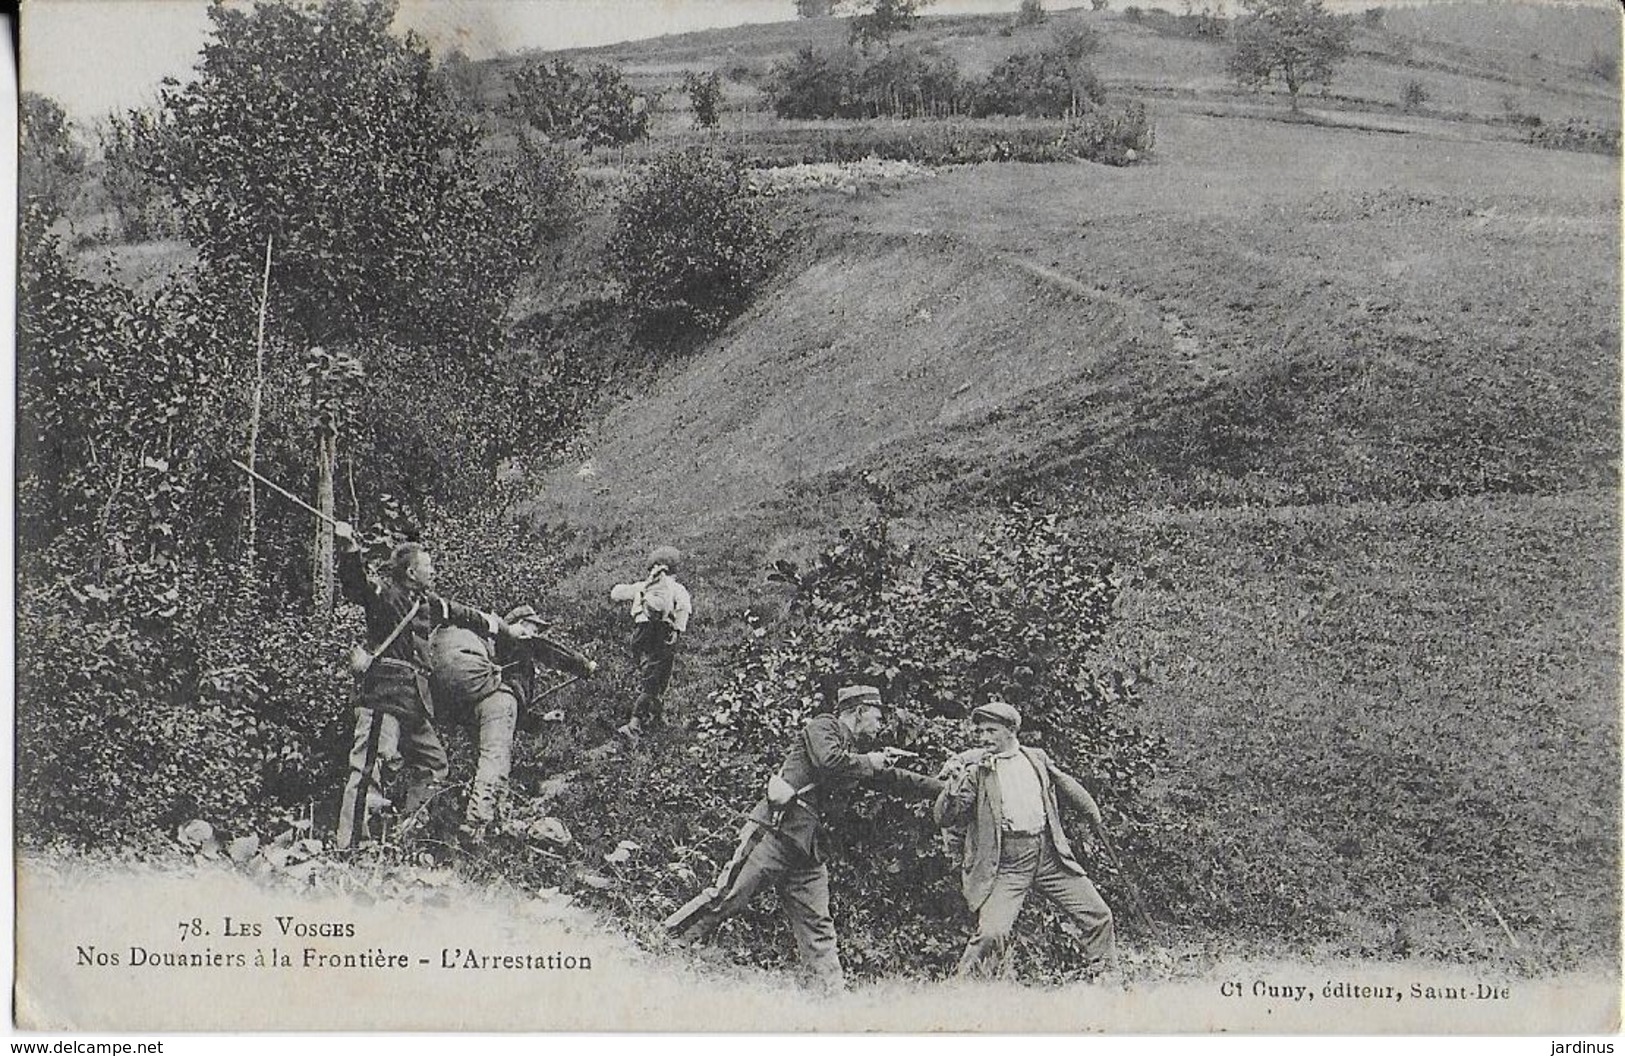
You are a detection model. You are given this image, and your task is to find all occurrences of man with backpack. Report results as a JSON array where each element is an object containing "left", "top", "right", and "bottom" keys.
[
  {"left": 427, "top": 605, "right": 597, "bottom": 843},
  {"left": 610, "top": 546, "right": 693, "bottom": 741},
  {"left": 332, "top": 522, "right": 536, "bottom": 850},
  {"left": 662, "top": 685, "right": 943, "bottom": 993}
]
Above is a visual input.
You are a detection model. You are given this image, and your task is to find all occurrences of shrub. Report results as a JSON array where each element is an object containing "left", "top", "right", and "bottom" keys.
[
  {"left": 608, "top": 149, "right": 786, "bottom": 342},
  {"left": 766, "top": 47, "right": 863, "bottom": 119},
  {"left": 1400, "top": 79, "right": 1427, "bottom": 112},
  {"left": 683, "top": 70, "right": 724, "bottom": 129},
  {"left": 1016, "top": 0, "right": 1049, "bottom": 28},
  {"left": 1526, "top": 118, "right": 1621, "bottom": 156},
  {"left": 1091, "top": 0, "right": 1110, "bottom": 10},
  {"left": 509, "top": 58, "right": 653, "bottom": 149},
  {"left": 1063, "top": 100, "right": 1155, "bottom": 165},
  {"left": 973, "top": 35, "right": 1106, "bottom": 117},
  {"left": 1124, "top": 5, "right": 1142, "bottom": 21},
  {"left": 1586, "top": 47, "right": 1618, "bottom": 85},
  {"left": 769, "top": 45, "right": 965, "bottom": 119}
]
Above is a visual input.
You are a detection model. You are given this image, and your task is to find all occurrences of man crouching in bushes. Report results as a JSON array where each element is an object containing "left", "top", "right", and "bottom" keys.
[
  {"left": 664, "top": 684, "right": 943, "bottom": 993},
  {"left": 428, "top": 604, "right": 597, "bottom": 844},
  {"left": 935, "top": 700, "right": 1119, "bottom": 982},
  {"left": 332, "top": 521, "right": 536, "bottom": 850}
]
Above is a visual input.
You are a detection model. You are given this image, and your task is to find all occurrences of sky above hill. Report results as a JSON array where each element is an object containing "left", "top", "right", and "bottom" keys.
[{"left": 21, "top": 0, "right": 1615, "bottom": 123}]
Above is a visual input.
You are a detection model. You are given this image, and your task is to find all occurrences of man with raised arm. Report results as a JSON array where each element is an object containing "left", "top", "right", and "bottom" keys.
[{"left": 332, "top": 521, "right": 533, "bottom": 849}]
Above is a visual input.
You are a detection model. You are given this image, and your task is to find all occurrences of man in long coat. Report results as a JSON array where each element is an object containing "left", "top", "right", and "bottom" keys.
[{"left": 934, "top": 700, "right": 1118, "bottom": 980}]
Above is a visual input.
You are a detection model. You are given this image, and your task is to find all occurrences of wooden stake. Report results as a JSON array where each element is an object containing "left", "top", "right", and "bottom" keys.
[{"left": 244, "top": 234, "right": 273, "bottom": 565}]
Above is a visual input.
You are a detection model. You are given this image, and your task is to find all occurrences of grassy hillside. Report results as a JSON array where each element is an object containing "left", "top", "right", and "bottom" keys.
[{"left": 510, "top": 47, "right": 1619, "bottom": 964}]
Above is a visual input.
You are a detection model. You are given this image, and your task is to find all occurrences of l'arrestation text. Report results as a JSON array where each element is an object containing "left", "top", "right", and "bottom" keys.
[{"left": 1219, "top": 979, "right": 1513, "bottom": 1003}]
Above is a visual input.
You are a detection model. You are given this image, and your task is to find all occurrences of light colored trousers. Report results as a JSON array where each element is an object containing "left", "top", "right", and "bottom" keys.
[
  {"left": 464, "top": 689, "right": 519, "bottom": 829},
  {"left": 956, "top": 831, "right": 1117, "bottom": 978}
]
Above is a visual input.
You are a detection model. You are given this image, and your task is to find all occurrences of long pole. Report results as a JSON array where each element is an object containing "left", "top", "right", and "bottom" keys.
[
  {"left": 244, "top": 234, "right": 273, "bottom": 563},
  {"left": 232, "top": 458, "right": 340, "bottom": 528}
]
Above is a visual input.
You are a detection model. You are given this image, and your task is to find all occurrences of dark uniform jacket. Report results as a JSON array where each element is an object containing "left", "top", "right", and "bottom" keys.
[
  {"left": 337, "top": 544, "right": 507, "bottom": 719},
  {"left": 748, "top": 713, "right": 944, "bottom": 863},
  {"left": 934, "top": 746, "right": 1103, "bottom": 911}
]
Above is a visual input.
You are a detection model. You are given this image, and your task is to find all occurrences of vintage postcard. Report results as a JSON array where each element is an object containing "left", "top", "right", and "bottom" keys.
[{"left": 12, "top": 0, "right": 1620, "bottom": 1037}]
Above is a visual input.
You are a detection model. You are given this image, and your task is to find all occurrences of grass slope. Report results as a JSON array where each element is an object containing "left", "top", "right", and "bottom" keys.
[{"left": 517, "top": 99, "right": 1619, "bottom": 966}]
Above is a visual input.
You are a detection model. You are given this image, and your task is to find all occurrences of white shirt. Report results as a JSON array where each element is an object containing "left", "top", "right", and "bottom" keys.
[
  {"left": 994, "top": 749, "right": 1046, "bottom": 835},
  {"left": 610, "top": 570, "right": 693, "bottom": 633}
]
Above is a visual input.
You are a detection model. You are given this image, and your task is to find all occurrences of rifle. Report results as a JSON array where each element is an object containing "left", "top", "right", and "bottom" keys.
[{"left": 1095, "top": 826, "right": 1158, "bottom": 935}]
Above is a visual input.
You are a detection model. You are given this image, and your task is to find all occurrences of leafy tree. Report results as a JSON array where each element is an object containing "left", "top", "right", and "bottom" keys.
[
  {"left": 1227, "top": 0, "right": 1353, "bottom": 111},
  {"left": 1016, "top": 0, "right": 1049, "bottom": 28},
  {"left": 19, "top": 92, "right": 87, "bottom": 226},
  {"left": 849, "top": 0, "right": 931, "bottom": 53},
  {"left": 608, "top": 150, "right": 784, "bottom": 341},
  {"left": 135, "top": 0, "right": 540, "bottom": 349},
  {"left": 766, "top": 46, "right": 862, "bottom": 119},
  {"left": 796, "top": 0, "right": 838, "bottom": 16},
  {"left": 98, "top": 109, "right": 179, "bottom": 241},
  {"left": 509, "top": 57, "right": 653, "bottom": 149},
  {"left": 683, "top": 70, "right": 724, "bottom": 129},
  {"left": 974, "top": 29, "right": 1105, "bottom": 117}
]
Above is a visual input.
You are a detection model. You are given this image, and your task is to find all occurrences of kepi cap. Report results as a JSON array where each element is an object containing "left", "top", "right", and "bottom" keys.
[
  {"left": 836, "top": 684, "right": 885, "bottom": 710},
  {"left": 970, "top": 701, "right": 1022, "bottom": 731}
]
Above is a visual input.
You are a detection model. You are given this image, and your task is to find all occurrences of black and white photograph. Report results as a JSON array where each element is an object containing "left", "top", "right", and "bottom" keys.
[{"left": 11, "top": 0, "right": 1621, "bottom": 1037}]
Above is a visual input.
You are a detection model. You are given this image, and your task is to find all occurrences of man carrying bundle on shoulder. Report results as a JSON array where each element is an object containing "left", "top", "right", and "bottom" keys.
[
  {"left": 332, "top": 521, "right": 537, "bottom": 850},
  {"left": 663, "top": 684, "right": 943, "bottom": 993},
  {"left": 610, "top": 545, "right": 693, "bottom": 741}
]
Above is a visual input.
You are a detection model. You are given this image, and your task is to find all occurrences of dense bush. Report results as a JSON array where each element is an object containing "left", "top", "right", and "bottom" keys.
[
  {"left": 972, "top": 33, "right": 1106, "bottom": 117},
  {"left": 641, "top": 113, "right": 1152, "bottom": 168},
  {"left": 1526, "top": 118, "right": 1621, "bottom": 156},
  {"left": 509, "top": 57, "right": 654, "bottom": 150},
  {"left": 607, "top": 149, "right": 786, "bottom": 341},
  {"left": 767, "top": 47, "right": 865, "bottom": 119},
  {"left": 768, "top": 34, "right": 1128, "bottom": 123},
  {"left": 1400, "top": 79, "right": 1428, "bottom": 112}
]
